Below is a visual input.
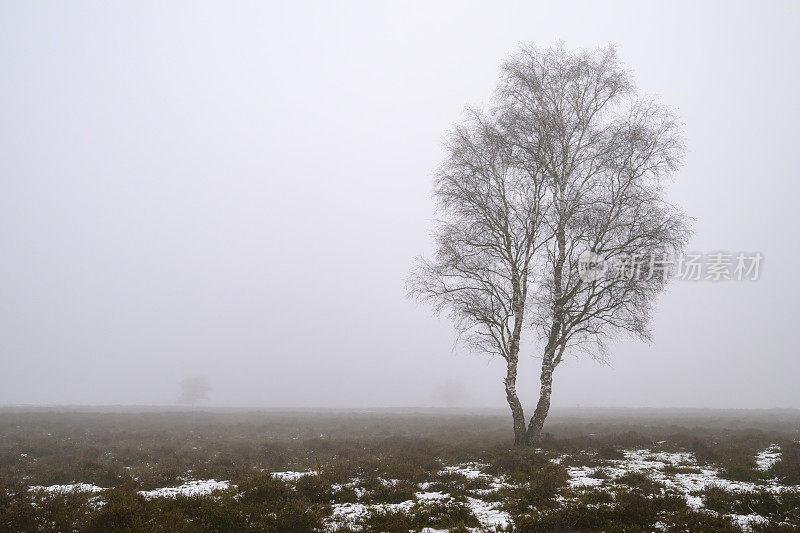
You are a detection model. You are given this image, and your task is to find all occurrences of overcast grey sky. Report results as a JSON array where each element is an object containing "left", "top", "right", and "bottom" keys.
[{"left": 1, "top": 1, "right": 798, "bottom": 409}]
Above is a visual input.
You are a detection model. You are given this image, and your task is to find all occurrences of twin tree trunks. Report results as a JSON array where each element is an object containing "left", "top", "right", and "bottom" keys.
[
  {"left": 508, "top": 204, "right": 568, "bottom": 446},
  {"left": 505, "top": 362, "right": 553, "bottom": 446},
  {"left": 504, "top": 282, "right": 560, "bottom": 446},
  {"left": 506, "top": 317, "right": 561, "bottom": 446}
]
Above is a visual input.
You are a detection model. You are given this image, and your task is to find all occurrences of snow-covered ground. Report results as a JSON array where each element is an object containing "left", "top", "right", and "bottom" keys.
[
  {"left": 464, "top": 496, "right": 512, "bottom": 529},
  {"left": 28, "top": 480, "right": 230, "bottom": 499},
  {"left": 437, "top": 462, "right": 508, "bottom": 495},
  {"left": 755, "top": 444, "right": 782, "bottom": 470},
  {"left": 28, "top": 483, "right": 105, "bottom": 494},
  {"left": 564, "top": 447, "right": 789, "bottom": 505},
  {"left": 439, "top": 462, "right": 486, "bottom": 479},
  {"left": 138, "top": 479, "right": 230, "bottom": 499},
  {"left": 23, "top": 445, "right": 793, "bottom": 532},
  {"left": 327, "top": 492, "right": 511, "bottom": 532},
  {"left": 326, "top": 445, "right": 793, "bottom": 531},
  {"left": 562, "top": 446, "right": 792, "bottom": 532},
  {"left": 326, "top": 464, "right": 512, "bottom": 532},
  {"left": 328, "top": 493, "right": 442, "bottom": 531},
  {"left": 271, "top": 470, "right": 314, "bottom": 482}
]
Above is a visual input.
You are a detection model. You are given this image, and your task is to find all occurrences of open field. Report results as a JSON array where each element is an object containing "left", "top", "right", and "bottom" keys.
[{"left": 1, "top": 408, "right": 799, "bottom": 532}]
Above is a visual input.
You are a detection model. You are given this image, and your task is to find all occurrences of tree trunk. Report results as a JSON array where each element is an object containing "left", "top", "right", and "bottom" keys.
[
  {"left": 526, "top": 358, "right": 555, "bottom": 444},
  {"left": 526, "top": 188, "right": 566, "bottom": 445},
  {"left": 506, "top": 269, "right": 528, "bottom": 445},
  {"left": 504, "top": 356, "right": 527, "bottom": 445}
]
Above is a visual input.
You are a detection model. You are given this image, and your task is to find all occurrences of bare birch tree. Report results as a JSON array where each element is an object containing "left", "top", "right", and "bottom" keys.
[
  {"left": 408, "top": 110, "right": 546, "bottom": 445},
  {"left": 412, "top": 44, "right": 688, "bottom": 445},
  {"left": 498, "top": 44, "right": 690, "bottom": 444}
]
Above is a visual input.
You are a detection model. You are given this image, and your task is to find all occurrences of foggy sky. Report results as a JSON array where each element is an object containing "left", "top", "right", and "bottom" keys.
[{"left": 1, "top": 1, "right": 799, "bottom": 409}]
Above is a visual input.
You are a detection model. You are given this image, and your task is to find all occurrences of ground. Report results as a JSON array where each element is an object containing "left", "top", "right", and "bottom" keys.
[{"left": 1, "top": 408, "right": 799, "bottom": 532}]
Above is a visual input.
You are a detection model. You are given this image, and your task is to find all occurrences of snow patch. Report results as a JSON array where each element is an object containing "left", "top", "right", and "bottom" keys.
[
  {"left": 559, "top": 448, "right": 795, "bottom": 531},
  {"left": 29, "top": 483, "right": 104, "bottom": 494},
  {"left": 272, "top": 470, "right": 314, "bottom": 481},
  {"left": 732, "top": 513, "right": 769, "bottom": 529},
  {"left": 755, "top": 444, "right": 781, "bottom": 471},
  {"left": 138, "top": 479, "right": 229, "bottom": 499},
  {"left": 440, "top": 462, "right": 488, "bottom": 480},
  {"left": 560, "top": 448, "right": 791, "bottom": 501},
  {"left": 326, "top": 463, "right": 511, "bottom": 532},
  {"left": 565, "top": 467, "right": 605, "bottom": 488},
  {"left": 439, "top": 462, "right": 510, "bottom": 494},
  {"left": 465, "top": 496, "right": 511, "bottom": 529}
]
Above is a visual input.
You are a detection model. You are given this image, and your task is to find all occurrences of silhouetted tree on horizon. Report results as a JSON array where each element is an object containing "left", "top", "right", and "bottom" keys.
[{"left": 177, "top": 376, "right": 212, "bottom": 406}]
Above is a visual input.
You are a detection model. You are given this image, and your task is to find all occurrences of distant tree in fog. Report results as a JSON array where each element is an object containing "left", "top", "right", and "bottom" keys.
[
  {"left": 177, "top": 376, "right": 212, "bottom": 406},
  {"left": 411, "top": 43, "right": 689, "bottom": 446},
  {"left": 432, "top": 380, "right": 471, "bottom": 408}
]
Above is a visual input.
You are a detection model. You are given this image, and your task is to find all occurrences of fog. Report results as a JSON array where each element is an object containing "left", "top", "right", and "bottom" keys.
[{"left": 1, "top": 1, "right": 798, "bottom": 409}]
